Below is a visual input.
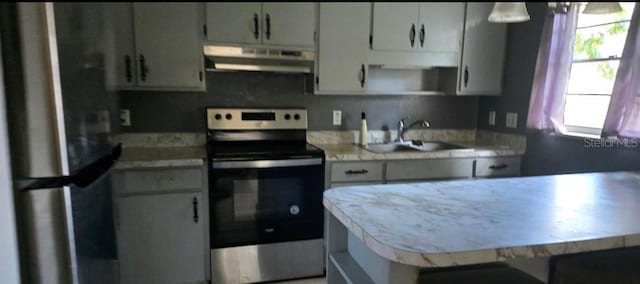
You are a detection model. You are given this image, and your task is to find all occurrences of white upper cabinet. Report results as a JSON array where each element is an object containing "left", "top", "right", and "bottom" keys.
[
  {"left": 371, "top": 3, "right": 420, "bottom": 51},
  {"left": 133, "top": 3, "right": 204, "bottom": 90},
  {"left": 371, "top": 3, "right": 464, "bottom": 54},
  {"left": 104, "top": 3, "right": 136, "bottom": 89},
  {"left": 419, "top": 3, "right": 464, "bottom": 53},
  {"left": 458, "top": 3, "right": 507, "bottom": 95},
  {"left": 316, "top": 3, "right": 370, "bottom": 93},
  {"left": 104, "top": 3, "right": 205, "bottom": 91},
  {"left": 206, "top": 2, "right": 316, "bottom": 49},
  {"left": 262, "top": 3, "right": 315, "bottom": 47},
  {"left": 206, "top": 3, "right": 262, "bottom": 45}
]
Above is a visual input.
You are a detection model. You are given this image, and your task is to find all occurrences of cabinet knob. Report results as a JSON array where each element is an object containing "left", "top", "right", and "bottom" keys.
[
  {"left": 360, "top": 64, "right": 366, "bottom": 88},
  {"left": 192, "top": 197, "right": 199, "bottom": 224},
  {"left": 409, "top": 24, "right": 416, "bottom": 48},
  {"left": 464, "top": 65, "right": 469, "bottom": 88},
  {"left": 419, "top": 24, "right": 425, "bottom": 48},
  {"left": 124, "top": 55, "right": 132, "bottom": 82},
  {"left": 265, "top": 13, "right": 271, "bottom": 40},
  {"left": 253, "top": 13, "right": 260, "bottom": 40},
  {"left": 139, "top": 54, "right": 148, "bottom": 82}
]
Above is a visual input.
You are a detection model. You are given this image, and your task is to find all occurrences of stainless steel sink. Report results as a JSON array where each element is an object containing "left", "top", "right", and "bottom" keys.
[{"left": 360, "top": 141, "right": 471, "bottom": 153}]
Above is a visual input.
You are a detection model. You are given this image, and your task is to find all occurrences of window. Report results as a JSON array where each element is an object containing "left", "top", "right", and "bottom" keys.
[{"left": 563, "top": 2, "right": 636, "bottom": 136}]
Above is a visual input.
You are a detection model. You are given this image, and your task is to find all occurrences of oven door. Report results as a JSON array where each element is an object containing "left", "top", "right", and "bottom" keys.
[{"left": 209, "top": 157, "right": 325, "bottom": 248}]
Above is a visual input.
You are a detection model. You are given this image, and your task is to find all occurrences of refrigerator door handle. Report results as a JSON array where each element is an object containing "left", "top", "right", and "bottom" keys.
[{"left": 18, "top": 144, "right": 122, "bottom": 191}]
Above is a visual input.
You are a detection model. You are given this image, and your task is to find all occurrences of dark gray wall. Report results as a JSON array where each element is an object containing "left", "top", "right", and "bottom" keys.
[
  {"left": 478, "top": 3, "right": 640, "bottom": 176},
  {"left": 119, "top": 71, "right": 478, "bottom": 132}
]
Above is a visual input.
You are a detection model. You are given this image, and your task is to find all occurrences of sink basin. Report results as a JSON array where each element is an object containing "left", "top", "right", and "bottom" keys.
[{"left": 360, "top": 141, "right": 470, "bottom": 153}]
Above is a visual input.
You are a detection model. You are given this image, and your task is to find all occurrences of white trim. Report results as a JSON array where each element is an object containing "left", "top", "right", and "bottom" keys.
[{"left": 0, "top": 27, "right": 22, "bottom": 284}]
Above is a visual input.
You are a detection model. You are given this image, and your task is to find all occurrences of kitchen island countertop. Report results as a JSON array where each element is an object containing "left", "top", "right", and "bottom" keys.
[{"left": 324, "top": 171, "right": 640, "bottom": 269}]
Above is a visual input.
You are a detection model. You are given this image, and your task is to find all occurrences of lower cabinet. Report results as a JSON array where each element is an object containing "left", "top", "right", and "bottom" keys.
[
  {"left": 116, "top": 193, "right": 206, "bottom": 284},
  {"left": 327, "top": 156, "right": 521, "bottom": 188},
  {"left": 112, "top": 165, "right": 208, "bottom": 284}
]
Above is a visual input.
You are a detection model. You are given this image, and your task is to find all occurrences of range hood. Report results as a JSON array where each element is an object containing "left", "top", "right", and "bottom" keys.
[{"left": 203, "top": 45, "right": 314, "bottom": 73}]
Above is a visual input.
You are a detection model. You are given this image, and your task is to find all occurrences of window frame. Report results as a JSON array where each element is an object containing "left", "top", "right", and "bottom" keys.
[{"left": 561, "top": 8, "right": 634, "bottom": 137}]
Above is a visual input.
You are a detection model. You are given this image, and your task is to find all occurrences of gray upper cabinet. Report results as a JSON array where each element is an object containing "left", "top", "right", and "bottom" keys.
[
  {"left": 457, "top": 3, "right": 507, "bottom": 95},
  {"left": 133, "top": 3, "right": 204, "bottom": 90},
  {"left": 316, "top": 3, "right": 370, "bottom": 93},
  {"left": 371, "top": 3, "right": 420, "bottom": 51},
  {"left": 105, "top": 3, "right": 205, "bottom": 91},
  {"left": 206, "top": 3, "right": 262, "bottom": 45},
  {"left": 206, "top": 2, "right": 316, "bottom": 49}
]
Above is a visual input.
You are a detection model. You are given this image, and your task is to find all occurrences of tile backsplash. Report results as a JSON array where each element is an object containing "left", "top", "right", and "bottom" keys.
[{"left": 118, "top": 71, "right": 478, "bottom": 132}]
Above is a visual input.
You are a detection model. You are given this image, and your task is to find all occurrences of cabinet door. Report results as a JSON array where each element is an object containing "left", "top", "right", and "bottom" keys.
[
  {"left": 458, "top": 3, "right": 507, "bottom": 95},
  {"left": 206, "top": 3, "right": 262, "bottom": 45},
  {"left": 418, "top": 3, "right": 464, "bottom": 53},
  {"left": 371, "top": 3, "right": 420, "bottom": 51},
  {"left": 104, "top": 3, "right": 136, "bottom": 89},
  {"left": 316, "top": 4, "right": 370, "bottom": 93},
  {"left": 132, "top": 3, "right": 204, "bottom": 90},
  {"left": 116, "top": 193, "right": 205, "bottom": 284},
  {"left": 261, "top": 3, "right": 316, "bottom": 48}
]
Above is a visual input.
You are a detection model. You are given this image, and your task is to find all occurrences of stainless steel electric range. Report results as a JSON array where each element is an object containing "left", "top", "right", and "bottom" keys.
[{"left": 206, "top": 108, "right": 325, "bottom": 283}]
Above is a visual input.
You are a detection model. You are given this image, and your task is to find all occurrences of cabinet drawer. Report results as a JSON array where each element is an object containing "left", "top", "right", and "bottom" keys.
[
  {"left": 113, "top": 168, "right": 203, "bottom": 195},
  {"left": 330, "top": 162, "right": 383, "bottom": 182},
  {"left": 330, "top": 182, "right": 382, "bottom": 189},
  {"left": 386, "top": 159, "right": 473, "bottom": 181},
  {"left": 474, "top": 157, "right": 521, "bottom": 177}
]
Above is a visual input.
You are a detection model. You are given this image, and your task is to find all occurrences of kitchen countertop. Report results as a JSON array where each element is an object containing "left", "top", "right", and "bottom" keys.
[
  {"left": 323, "top": 171, "right": 640, "bottom": 268},
  {"left": 316, "top": 141, "right": 523, "bottom": 161},
  {"left": 114, "top": 146, "right": 206, "bottom": 170}
]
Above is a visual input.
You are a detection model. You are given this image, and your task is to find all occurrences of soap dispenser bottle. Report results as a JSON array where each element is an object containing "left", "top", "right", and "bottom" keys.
[{"left": 360, "top": 112, "right": 368, "bottom": 146}]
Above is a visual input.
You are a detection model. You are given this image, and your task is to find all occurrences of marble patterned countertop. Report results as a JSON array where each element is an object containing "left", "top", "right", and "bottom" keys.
[
  {"left": 323, "top": 171, "right": 640, "bottom": 268},
  {"left": 316, "top": 141, "right": 522, "bottom": 162},
  {"left": 112, "top": 130, "right": 525, "bottom": 168}
]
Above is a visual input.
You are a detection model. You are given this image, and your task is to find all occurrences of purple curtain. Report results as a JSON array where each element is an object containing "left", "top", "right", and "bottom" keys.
[
  {"left": 526, "top": 4, "right": 579, "bottom": 132},
  {"left": 601, "top": 6, "right": 640, "bottom": 138}
]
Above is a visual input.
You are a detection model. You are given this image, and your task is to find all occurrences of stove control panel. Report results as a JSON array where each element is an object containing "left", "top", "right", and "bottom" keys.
[{"left": 207, "top": 108, "right": 308, "bottom": 130}]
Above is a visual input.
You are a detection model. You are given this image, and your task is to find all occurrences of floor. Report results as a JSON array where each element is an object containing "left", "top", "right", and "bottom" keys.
[{"left": 273, "top": 277, "right": 326, "bottom": 284}]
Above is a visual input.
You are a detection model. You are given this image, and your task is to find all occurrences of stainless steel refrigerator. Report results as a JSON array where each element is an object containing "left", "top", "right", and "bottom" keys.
[{"left": 3, "top": 3, "right": 120, "bottom": 283}]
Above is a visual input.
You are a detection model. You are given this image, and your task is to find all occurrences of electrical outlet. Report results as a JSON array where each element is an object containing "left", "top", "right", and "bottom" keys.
[
  {"left": 506, "top": 112, "right": 518, "bottom": 128},
  {"left": 488, "top": 111, "right": 496, "bottom": 126},
  {"left": 120, "top": 109, "right": 131, "bottom": 126},
  {"left": 332, "top": 110, "right": 342, "bottom": 126}
]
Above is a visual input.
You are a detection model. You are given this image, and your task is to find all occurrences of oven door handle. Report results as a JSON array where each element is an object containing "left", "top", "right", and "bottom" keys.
[{"left": 211, "top": 158, "right": 322, "bottom": 169}]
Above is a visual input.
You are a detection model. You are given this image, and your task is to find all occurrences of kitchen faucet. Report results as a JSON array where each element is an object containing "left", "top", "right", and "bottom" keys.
[{"left": 397, "top": 118, "right": 430, "bottom": 143}]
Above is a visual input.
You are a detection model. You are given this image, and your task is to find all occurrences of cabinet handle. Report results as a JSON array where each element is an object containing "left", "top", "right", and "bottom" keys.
[
  {"left": 192, "top": 197, "right": 199, "bottom": 224},
  {"left": 419, "top": 24, "right": 425, "bottom": 47},
  {"left": 265, "top": 13, "right": 271, "bottom": 40},
  {"left": 463, "top": 65, "right": 469, "bottom": 88},
  {"left": 489, "top": 164, "right": 508, "bottom": 170},
  {"left": 345, "top": 169, "right": 368, "bottom": 175},
  {"left": 253, "top": 13, "right": 259, "bottom": 40},
  {"left": 360, "top": 64, "right": 366, "bottom": 88},
  {"left": 124, "top": 55, "right": 132, "bottom": 82},
  {"left": 139, "top": 54, "right": 148, "bottom": 82},
  {"left": 409, "top": 24, "right": 416, "bottom": 48}
]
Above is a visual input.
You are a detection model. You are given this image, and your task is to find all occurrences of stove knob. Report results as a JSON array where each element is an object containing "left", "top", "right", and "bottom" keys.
[
  {"left": 284, "top": 114, "right": 291, "bottom": 120},
  {"left": 215, "top": 114, "right": 222, "bottom": 120},
  {"left": 294, "top": 114, "right": 301, "bottom": 120},
  {"left": 225, "top": 113, "right": 232, "bottom": 120}
]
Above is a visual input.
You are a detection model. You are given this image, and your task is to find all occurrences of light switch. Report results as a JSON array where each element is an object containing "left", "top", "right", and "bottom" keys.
[
  {"left": 332, "top": 110, "right": 342, "bottom": 126},
  {"left": 506, "top": 112, "right": 518, "bottom": 128}
]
